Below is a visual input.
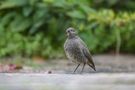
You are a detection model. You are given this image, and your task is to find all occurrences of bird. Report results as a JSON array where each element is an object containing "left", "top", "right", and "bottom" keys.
[{"left": 64, "top": 27, "right": 96, "bottom": 73}]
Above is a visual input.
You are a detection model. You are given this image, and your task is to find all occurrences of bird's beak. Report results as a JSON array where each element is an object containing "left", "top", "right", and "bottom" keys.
[{"left": 66, "top": 32, "right": 69, "bottom": 36}]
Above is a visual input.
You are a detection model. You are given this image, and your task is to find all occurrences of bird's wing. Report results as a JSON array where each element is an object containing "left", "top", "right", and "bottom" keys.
[
  {"left": 82, "top": 48, "right": 96, "bottom": 71},
  {"left": 78, "top": 38, "right": 96, "bottom": 71}
]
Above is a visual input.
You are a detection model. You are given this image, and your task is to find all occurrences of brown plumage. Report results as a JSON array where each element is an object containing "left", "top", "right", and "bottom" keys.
[{"left": 64, "top": 27, "right": 96, "bottom": 73}]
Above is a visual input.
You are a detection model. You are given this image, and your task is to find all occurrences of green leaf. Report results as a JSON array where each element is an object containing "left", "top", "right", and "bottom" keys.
[
  {"left": 0, "top": 12, "right": 16, "bottom": 26},
  {"left": 9, "top": 15, "right": 32, "bottom": 32},
  {"left": 79, "top": 4, "right": 95, "bottom": 15},
  {"left": 67, "top": 10, "right": 85, "bottom": 19},
  {"left": 0, "top": 0, "right": 28, "bottom": 10},
  {"left": 22, "top": 6, "right": 33, "bottom": 17}
]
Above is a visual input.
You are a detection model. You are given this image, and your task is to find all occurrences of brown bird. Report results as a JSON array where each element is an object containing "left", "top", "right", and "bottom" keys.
[{"left": 64, "top": 27, "right": 96, "bottom": 73}]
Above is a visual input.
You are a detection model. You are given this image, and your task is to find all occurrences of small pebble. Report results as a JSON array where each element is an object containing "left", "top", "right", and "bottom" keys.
[{"left": 48, "top": 70, "right": 52, "bottom": 74}]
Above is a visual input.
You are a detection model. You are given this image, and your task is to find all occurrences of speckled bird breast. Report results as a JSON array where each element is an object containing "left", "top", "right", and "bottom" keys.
[{"left": 64, "top": 38, "right": 86, "bottom": 63}]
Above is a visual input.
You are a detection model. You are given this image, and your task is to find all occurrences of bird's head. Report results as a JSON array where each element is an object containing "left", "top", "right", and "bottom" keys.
[{"left": 66, "top": 27, "right": 77, "bottom": 38}]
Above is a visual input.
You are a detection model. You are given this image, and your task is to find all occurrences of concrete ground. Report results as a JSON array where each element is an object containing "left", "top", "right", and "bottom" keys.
[
  {"left": 0, "top": 55, "right": 135, "bottom": 90},
  {"left": 19, "top": 54, "right": 135, "bottom": 73},
  {"left": 1, "top": 73, "right": 135, "bottom": 90}
]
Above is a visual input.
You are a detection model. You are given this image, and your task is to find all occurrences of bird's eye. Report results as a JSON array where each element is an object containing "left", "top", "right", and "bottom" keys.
[{"left": 71, "top": 29, "right": 73, "bottom": 32}]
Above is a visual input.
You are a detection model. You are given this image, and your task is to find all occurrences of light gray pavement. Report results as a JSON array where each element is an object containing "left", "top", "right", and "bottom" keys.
[
  {"left": 0, "top": 55, "right": 135, "bottom": 90},
  {"left": 0, "top": 73, "right": 135, "bottom": 90}
]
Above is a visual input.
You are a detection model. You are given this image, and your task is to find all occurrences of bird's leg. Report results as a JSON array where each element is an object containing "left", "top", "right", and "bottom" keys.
[
  {"left": 80, "top": 63, "right": 86, "bottom": 73},
  {"left": 73, "top": 64, "right": 80, "bottom": 73}
]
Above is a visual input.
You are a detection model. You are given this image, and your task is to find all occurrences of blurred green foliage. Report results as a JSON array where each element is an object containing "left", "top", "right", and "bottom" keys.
[
  {"left": 0, "top": 0, "right": 135, "bottom": 58},
  {"left": 90, "top": 0, "right": 135, "bottom": 11}
]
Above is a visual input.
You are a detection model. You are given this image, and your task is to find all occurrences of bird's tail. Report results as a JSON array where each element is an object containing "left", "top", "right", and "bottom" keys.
[{"left": 88, "top": 63, "right": 96, "bottom": 71}]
